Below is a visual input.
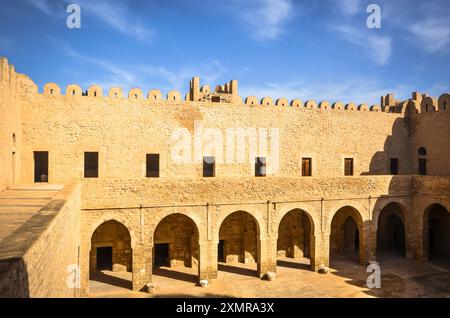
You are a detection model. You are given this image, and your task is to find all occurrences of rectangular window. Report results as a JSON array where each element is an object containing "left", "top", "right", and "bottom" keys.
[
  {"left": 255, "top": 157, "right": 266, "bottom": 177},
  {"left": 390, "top": 158, "right": 399, "bottom": 175},
  {"left": 203, "top": 156, "right": 215, "bottom": 177},
  {"left": 33, "top": 151, "right": 48, "bottom": 182},
  {"left": 302, "top": 158, "right": 312, "bottom": 177},
  {"left": 418, "top": 158, "right": 427, "bottom": 176},
  {"left": 146, "top": 154, "right": 160, "bottom": 178},
  {"left": 344, "top": 158, "right": 354, "bottom": 176},
  {"left": 84, "top": 152, "right": 99, "bottom": 178}
]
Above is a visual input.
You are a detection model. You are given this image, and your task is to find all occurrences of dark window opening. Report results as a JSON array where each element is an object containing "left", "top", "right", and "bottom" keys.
[
  {"left": 418, "top": 158, "right": 427, "bottom": 175},
  {"left": 146, "top": 154, "right": 160, "bottom": 178},
  {"left": 418, "top": 147, "right": 427, "bottom": 156},
  {"left": 84, "top": 152, "right": 99, "bottom": 178},
  {"left": 218, "top": 240, "right": 225, "bottom": 262},
  {"left": 255, "top": 157, "right": 266, "bottom": 177},
  {"left": 302, "top": 158, "right": 312, "bottom": 177},
  {"left": 94, "top": 91, "right": 97, "bottom": 97},
  {"left": 33, "top": 151, "right": 48, "bottom": 182},
  {"left": 50, "top": 88, "right": 54, "bottom": 95},
  {"left": 444, "top": 101, "right": 447, "bottom": 110},
  {"left": 12, "top": 133, "right": 16, "bottom": 146},
  {"left": 203, "top": 156, "right": 215, "bottom": 177},
  {"left": 344, "top": 158, "right": 354, "bottom": 176},
  {"left": 154, "top": 243, "right": 170, "bottom": 267},
  {"left": 72, "top": 90, "right": 75, "bottom": 96},
  {"left": 390, "top": 158, "right": 399, "bottom": 175},
  {"left": 96, "top": 247, "right": 112, "bottom": 271},
  {"left": 211, "top": 96, "right": 221, "bottom": 103},
  {"left": 135, "top": 94, "right": 138, "bottom": 99}
]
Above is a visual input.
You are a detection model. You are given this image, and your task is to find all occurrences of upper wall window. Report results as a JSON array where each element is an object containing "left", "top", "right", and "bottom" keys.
[
  {"left": 344, "top": 158, "right": 354, "bottom": 176},
  {"left": 146, "top": 154, "right": 160, "bottom": 178},
  {"left": 390, "top": 158, "right": 399, "bottom": 175},
  {"left": 255, "top": 157, "right": 266, "bottom": 177},
  {"left": 84, "top": 152, "right": 99, "bottom": 178},
  {"left": 203, "top": 156, "right": 215, "bottom": 177},
  {"left": 302, "top": 158, "right": 312, "bottom": 177}
]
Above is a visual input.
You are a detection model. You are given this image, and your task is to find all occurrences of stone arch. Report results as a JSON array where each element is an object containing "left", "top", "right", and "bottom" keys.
[
  {"left": 148, "top": 89, "right": 162, "bottom": 101},
  {"left": 200, "top": 85, "right": 210, "bottom": 94},
  {"left": 215, "top": 85, "right": 224, "bottom": 93},
  {"left": 438, "top": 93, "right": 450, "bottom": 111},
  {"left": 291, "top": 99, "right": 303, "bottom": 108},
  {"left": 66, "top": 84, "right": 82, "bottom": 97},
  {"left": 245, "top": 96, "right": 258, "bottom": 105},
  {"left": 332, "top": 102, "right": 344, "bottom": 110},
  {"left": 261, "top": 97, "right": 274, "bottom": 106},
  {"left": 152, "top": 213, "right": 200, "bottom": 271},
  {"left": 376, "top": 202, "right": 407, "bottom": 259},
  {"left": 217, "top": 210, "right": 261, "bottom": 275},
  {"left": 319, "top": 101, "right": 330, "bottom": 109},
  {"left": 43, "top": 83, "right": 61, "bottom": 96},
  {"left": 370, "top": 104, "right": 381, "bottom": 112},
  {"left": 88, "top": 85, "right": 103, "bottom": 97},
  {"left": 167, "top": 90, "right": 181, "bottom": 101},
  {"left": 276, "top": 208, "right": 316, "bottom": 270},
  {"left": 108, "top": 87, "right": 123, "bottom": 98},
  {"left": 345, "top": 102, "right": 357, "bottom": 111},
  {"left": 421, "top": 96, "right": 437, "bottom": 113},
  {"left": 358, "top": 104, "right": 369, "bottom": 111},
  {"left": 305, "top": 100, "right": 317, "bottom": 109},
  {"left": 128, "top": 88, "right": 143, "bottom": 100},
  {"left": 422, "top": 203, "right": 450, "bottom": 263},
  {"left": 276, "top": 98, "right": 289, "bottom": 107},
  {"left": 89, "top": 220, "right": 133, "bottom": 290},
  {"left": 88, "top": 216, "right": 137, "bottom": 250},
  {"left": 328, "top": 206, "right": 365, "bottom": 265}
]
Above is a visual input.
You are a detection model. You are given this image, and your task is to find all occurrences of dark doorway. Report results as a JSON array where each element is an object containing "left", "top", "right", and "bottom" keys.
[
  {"left": 418, "top": 158, "right": 427, "bottom": 175},
  {"left": 355, "top": 229, "right": 360, "bottom": 250},
  {"left": 96, "top": 247, "right": 112, "bottom": 271},
  {"left": 218, "top": 240, "right": 225, "bottom": 262},
  {"left": 33, "top": 151, "right": 48, "bottom": 182},
  {"left": 154, "top": 243, "right": 170, "bottom": 267}
]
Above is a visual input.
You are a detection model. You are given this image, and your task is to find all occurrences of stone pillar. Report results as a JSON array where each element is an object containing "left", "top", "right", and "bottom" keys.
[
  {"left": 132, "top": 243, "right": 151, "bottom": 291},
  {"left": 362, "top": 222, "right": 375, "bottom": 264},
  {"left": 190, "top": 76, "right": 200, "bottom": 101},
  {"left": 257, "top": 237, "right": 277, "bottom": 278},
  {"left": 198, "top": 241, "right": 217, "bottom": 281},
  {"left": 314, "top": 231, "right": 329, "bottom": 270}
]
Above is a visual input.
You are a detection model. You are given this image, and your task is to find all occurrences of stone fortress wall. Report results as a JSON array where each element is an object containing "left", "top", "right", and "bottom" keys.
[{"left": 0, "top": 57, "right": 449, "bottom": 296}]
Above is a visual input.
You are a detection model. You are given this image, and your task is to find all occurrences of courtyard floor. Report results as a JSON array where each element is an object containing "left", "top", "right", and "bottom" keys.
[{"left": 88, "top": 256, "right": 450, "bottom": 298}]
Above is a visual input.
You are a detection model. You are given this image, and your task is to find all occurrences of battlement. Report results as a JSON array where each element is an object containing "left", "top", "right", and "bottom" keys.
[{"left": 2, "top": 57, "right": 449, "bottom": 116}]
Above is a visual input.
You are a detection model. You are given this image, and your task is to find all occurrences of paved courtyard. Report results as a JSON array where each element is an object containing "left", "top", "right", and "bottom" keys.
[{"left": 88, "top": 256, "right": 450, "bottom": 298}]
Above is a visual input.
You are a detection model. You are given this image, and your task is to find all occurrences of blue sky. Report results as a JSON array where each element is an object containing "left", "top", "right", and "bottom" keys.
[{"left": 0, "top": 0, "right": 449, "bottom": 105}]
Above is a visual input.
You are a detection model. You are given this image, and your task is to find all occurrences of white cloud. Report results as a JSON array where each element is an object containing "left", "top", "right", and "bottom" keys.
[
  {"left": 228, "top": 0, "right": 295, "bottom": 41},
  {"left": 61, "top": 45, "right": 227, "bottom": 94},
  {"left": 332, "top": 24, "right": 392, "bottom": 66},
  {"left": 337, "top": 0, "right": 361, "bottom": 16},
  {"left": 410, "top": 18, "right": 450, "bottom": 54},
  {"left": 26, "top": 0, "right": 154, "bottom": 42}
]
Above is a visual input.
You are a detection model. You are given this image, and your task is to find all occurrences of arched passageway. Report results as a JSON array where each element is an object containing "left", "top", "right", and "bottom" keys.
[
  {"left": 330, "top": 206, "right": 363, "bottom": 265},
  {"left": 423, "top": 204, "right": 450, "bottom": 267},
  {"left": 377, "top": 203, "right": 406, "bottom": 259},
  {"left": 218, "top": 211, "right": 260, "bottom": 277},
  {"left": 89, "top": 220, "right": 132, "bottom": 291},
  {"left": 277, "top": 209, "right": 314, "bottom": 270},
  {"left": 153, "top": 213, "right": 199, "bottom": 284}
]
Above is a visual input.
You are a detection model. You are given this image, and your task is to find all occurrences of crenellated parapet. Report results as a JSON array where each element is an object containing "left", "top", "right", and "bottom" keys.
[{"left": 2, "top": 56, "right": 447, "bottom": 117}]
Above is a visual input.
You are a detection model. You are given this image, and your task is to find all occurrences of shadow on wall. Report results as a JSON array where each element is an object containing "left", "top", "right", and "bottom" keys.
[{"left": 0, "top": 258, "right": 30, "bottom": 298}]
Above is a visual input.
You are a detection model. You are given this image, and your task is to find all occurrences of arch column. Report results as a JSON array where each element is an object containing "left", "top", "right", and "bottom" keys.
[
  {"left": 257, "top": 236, "right": 277, "bottom": 278},
  {"left": 363, "top": 221, "right": 376, "bottom": 264},
  {"left": 199, "top": 240, "right": 217, "bottom": 281},
  {"left": 132, "top": 243, "right": 151, "bottom": 291}
]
